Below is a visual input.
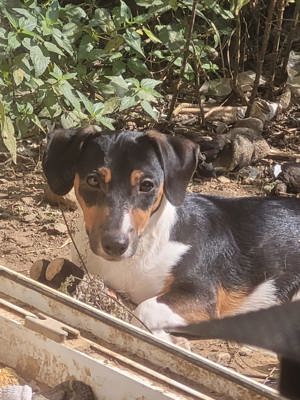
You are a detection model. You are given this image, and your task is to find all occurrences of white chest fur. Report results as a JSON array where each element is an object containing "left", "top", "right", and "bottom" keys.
[{"left": 72, "top": 198, "right": 190, "bottom": 304}]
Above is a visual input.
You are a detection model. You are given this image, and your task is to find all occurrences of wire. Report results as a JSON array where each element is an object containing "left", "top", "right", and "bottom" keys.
[{"left": 60, "top": 206, "right": 152, "bottom": 334}]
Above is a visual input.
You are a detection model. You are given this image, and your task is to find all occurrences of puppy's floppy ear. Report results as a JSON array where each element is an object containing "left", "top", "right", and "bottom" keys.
[
  {"left": 43, "top": 126, "right": 97, "bottom": 195},
  {"left": 147, "top": 130, "right": 199, "bottom": 206}
]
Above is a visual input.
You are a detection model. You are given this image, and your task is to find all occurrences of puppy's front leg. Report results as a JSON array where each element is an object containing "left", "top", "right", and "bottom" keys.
[{"left": 134, "top": 292, "right": 211, "bottom": 350}]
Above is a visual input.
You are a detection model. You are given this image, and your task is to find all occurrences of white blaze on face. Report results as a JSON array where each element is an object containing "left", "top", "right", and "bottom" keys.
[{"left": 120, "top": 212, "right": 132, "bottom": 234}]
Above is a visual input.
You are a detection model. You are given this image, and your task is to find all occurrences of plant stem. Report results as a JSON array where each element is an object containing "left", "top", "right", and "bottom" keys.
[
  {"left": 268, "top": 0, "right": 286, "bottom": 94},
  {"left": 281, "top": 0, "right": 300, "bottom": 78},
  {"left": 167, "top": 0, "right": 198, "bottom": 121},
  {"left": 246, "top": 0, "right": 276, "bottom": 117}
]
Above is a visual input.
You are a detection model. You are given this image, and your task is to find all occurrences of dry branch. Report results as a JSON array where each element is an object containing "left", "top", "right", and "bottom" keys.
[
  {"left": 281, "top": 0, "right": 300, "bottom": 78},
  {"left": 167, "top": 0, "right": 198, "bottom": 120},
  {"left": 246, "top": 0, "right": 276, "bottom": 117},
  {"left": 268, "top": 0, "right": 286, "bottom": 93}
]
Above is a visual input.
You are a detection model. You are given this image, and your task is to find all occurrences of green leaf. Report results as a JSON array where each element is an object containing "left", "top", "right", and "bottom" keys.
[
  {"left": 128, "top": 58, "right": 149, "bottom": 76},
  {"left": 112, "top": 60, "right": 126, "bottom": 75},
  {"left": 120, "top": 0, "right": 132, "bottom": 20},
  {"left": 18, "top": 16, "right": 37, "bottom": 32},
  {"left": 13, "top": 68, "right": 25, "bottom": 86},
  {"left": 77, "top": 91, "right": 95, "bottom": 115},
  {"left": 105, "top": 36, "right": 124, "bottom": 52},
  {"left": 50, "top": 63, "right": 63, "bottom": 80},
  {"left": 101, "top": 97, "right": 120, "bottom": 115},
  {"left": 61, "top": 111, "right": 81, "bottom": 129},
  {"left": 13, "top": 8, "right": 35, "bottom": 19},
  {"left": 46, "top": 0, "right": 60, "bottom": 23},
  {"left": 64, "top": 5, "right": 87, "bottom": 21},
  {"left": 30, "top": 114, "right": 45, "bottom": 132},
  {"left": 44, "top": 41, "right": 65, "bottom": 56},
  {"left": 91, "top": 8, "right": 115, "bottom": 33},
  {"left": 137, "top": 87, "right": 160, "bottom": 102},
  {"left": 53, "top": 29, "right": 74, "bottom": 56},
  {"left": 119, "top": 95, "right": 138, "bottom": 111},
  {"left": 141, "top": 100, "right": 159, "bottom": 120},
  {"left": 141, "top": 78, "right": 161, "bottom": 89},
  {"left": 124, "top": 29, "right": 145, "bottom": 57},
  {"left": 59, "top": 82, "right": 81, "bottom": 111},
  {"left": 143, "top": 28, "right": 162, "bottom": 43},
  {"left": 7, "top": 32, "right": 21, "bottom": 51},
  {"left": 107, "top": 75, "right": 129, "bottom": 96},
  {"left": 95, "top": 115, "right": 114, "bottom": 130},
  {"left": 1, "top": 116, "right": 17, "bottom": 163},
  {"left": 30, "top": 46, "right": 50, "bottom": 77},
  {"left": 3, "top": 10, "right": 18, "bottom": 29}
]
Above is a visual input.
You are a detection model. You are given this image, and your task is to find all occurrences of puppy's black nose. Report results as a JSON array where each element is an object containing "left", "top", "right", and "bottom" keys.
[{"left": 102, "top": 234, "right": 129, "bottom": 257}]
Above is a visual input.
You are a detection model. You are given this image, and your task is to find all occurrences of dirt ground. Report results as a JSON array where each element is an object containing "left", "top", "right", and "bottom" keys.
[{"left": 0, "top": 151, "right": 280, "bottom": 390}]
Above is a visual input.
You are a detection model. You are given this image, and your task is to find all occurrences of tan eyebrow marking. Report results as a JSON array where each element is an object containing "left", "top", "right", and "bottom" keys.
[
  {"left": 130, "top": 169, "right": 144, "bottom": 187},
  {"left": 98, "top": 167, "right": 112, "bottom": 184}
]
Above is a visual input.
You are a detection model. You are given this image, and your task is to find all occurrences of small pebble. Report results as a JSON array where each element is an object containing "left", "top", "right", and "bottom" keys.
[{"left": 217, "top": 176, "right": 231, "bottom": 184}]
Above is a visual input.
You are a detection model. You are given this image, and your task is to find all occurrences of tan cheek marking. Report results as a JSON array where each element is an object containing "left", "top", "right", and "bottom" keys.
[
  {"left": 98, "top": 167, "right": 112, "bottom": 184},
  {"left": 74, "top": 174, "right": 110, "bottom": 233},
  {"left": 130, "top": 169, "right": 144, "bottom": 187},
  {"left": 130, "top": 208, "right": 151, "bottom": 235},
  {"left": 130, "top": 184, "right": 164, "bottom": 235},
  {"left": 216, "top": 286, "right": 248, "bottom": 317}
]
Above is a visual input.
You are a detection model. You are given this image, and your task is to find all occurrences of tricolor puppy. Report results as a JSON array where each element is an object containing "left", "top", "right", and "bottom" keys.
[{"left": 43, "top": 127, "right": 300, "bottom": 342}]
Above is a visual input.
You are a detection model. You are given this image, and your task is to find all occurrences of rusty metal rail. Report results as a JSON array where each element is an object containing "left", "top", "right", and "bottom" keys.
[{"left": 0, "top": 265, "right": 283, "bottom": 400}]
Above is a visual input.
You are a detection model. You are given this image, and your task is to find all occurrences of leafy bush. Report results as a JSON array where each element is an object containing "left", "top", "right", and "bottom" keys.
[{"left": 0, "top": 0, "right": 234, "bottom": 161}]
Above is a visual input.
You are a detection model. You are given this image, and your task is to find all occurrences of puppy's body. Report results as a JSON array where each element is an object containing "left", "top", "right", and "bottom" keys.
[{"left": 43, "top": 128, "right": 300, "bottom": 339}]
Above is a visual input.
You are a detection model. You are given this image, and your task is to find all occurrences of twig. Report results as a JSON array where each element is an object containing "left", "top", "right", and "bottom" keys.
[
  {"left": 167, "top": 0, "right": 198, "bottom": 120},
  {"left": 191, "top": 43, "right": 205, "bottom": 126},
  {"left": 60, "top": 207, "right": 91, "bottom": 279},
  {"left": 231, "top": 9, "right": 248, "bottom": 105},
  {"left": 281, "top": 0, "right": 300, "bottom": 78},
  {"left": 246, "top": 0, "right": 276, "bottom": 117},
  {"left": 60, "top": 206, "right": 152, "bottom": 334},
  {"left": 268, "top": 0, "right": 286, "bottom": 94}
]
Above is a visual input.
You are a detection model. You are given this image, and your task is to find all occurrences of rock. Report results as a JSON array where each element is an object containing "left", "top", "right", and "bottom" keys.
[
  {"left": 42, "top": 223, "right": 67, "bottom": 235},
  {"left": 278, "top": 162, "right": 300, "bottom": 193},
  {"left": 237, "top": 70, "right": 266, "bottom": 92},
  {"left": 234, "top": 117, "right": 264, "bottom": 133},
  {"left": 22, "top": 196, "right": 33, "bottom": 205},
  {"left": 217, "top": 176, "right": 231, "bottom": 184},
  {"left": 23, "top": 214, "right": 36, "bottom": 223},
  {"left": 212, "top": 126, "right": 270, "bottom": 172},
  {"left": 239, "top": 166, "right": 260, "bottom": 181},
  {"left": 250, "top": 99, "right": 278, "bottom": 123},
  {"left": 274, "top": 181, "right": 288, "bottom": 195},
  {"left": 53, "top": 223, "right": 67, "bottom": 234}
]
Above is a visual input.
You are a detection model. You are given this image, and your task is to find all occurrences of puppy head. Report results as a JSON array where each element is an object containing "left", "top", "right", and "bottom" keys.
[{"left": 43, "top": 128, "right": 199, "bottom": 261}]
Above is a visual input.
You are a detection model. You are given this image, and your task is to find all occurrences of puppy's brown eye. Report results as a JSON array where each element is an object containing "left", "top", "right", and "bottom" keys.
[
  {"left": 87, "top": 173, "right": 100, "bottom": 187},
  {"left": 139, "top": 179, "right": 154, "bottom": 193}
]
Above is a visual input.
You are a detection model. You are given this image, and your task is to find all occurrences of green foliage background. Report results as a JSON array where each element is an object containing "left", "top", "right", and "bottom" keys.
[{"left": 0, "top": 0, "right": 237, "bottom": 160}]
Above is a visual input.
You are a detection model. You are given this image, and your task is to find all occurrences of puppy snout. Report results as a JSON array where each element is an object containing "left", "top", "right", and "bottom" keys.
[{"left": 102, "top": 233, "right": 129, "bottom": 257}]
